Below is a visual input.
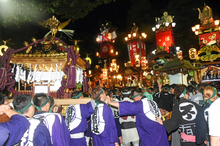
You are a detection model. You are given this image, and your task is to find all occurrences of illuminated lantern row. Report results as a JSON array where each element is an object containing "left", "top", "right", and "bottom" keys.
[{"left": 96, "top": 23, "right": 120, "bottom": 86}]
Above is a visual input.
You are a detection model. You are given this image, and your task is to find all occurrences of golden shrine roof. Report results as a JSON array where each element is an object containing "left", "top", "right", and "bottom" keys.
[{"left": 10, "top": 52, "right": 87, "bottom": 71}]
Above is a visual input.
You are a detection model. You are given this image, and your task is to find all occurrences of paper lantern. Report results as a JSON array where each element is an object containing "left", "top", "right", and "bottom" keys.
[
  {"left": 189, "top": 48, "right": 197, "bottom": 60},
  {"left": 135, "top": 54, "right": 140, "bottom": 67}
]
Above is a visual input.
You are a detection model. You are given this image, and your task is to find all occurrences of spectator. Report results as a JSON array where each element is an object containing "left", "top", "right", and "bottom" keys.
[{"left": 196, "top": 86, "right": 218, "bottom": 145}]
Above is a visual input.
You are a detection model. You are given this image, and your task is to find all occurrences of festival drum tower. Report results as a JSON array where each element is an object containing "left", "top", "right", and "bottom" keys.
[
  {"left": 190, "top": 4, "right": 220, "bottom": 83},
  {"left": 149, "top": 12, "right": 194, "bottom": 85},
  {"left": 152, "top": 12, "right": 176, "bottom": 54},
  {"left": 124, "top": 23, "right": 147, "bottom": 68}
]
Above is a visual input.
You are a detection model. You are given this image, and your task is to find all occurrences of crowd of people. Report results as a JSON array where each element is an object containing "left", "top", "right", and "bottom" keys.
[{"left": 0, "top": 81, "right": 220, "bottom": 146}]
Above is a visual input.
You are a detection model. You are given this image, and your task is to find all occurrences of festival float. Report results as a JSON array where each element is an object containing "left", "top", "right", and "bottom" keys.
[
  {"left": 0, "top": 16, "right": 92, "bottom": 114},
  {"left": 148, "top": 11, "right": 202, "bottom": 85},
  {"left": 190, "top": 4, "right": 220, "bottom": 83},
  {"left": 95, "top": 22, "right": 121, "bottom": 88},
  {"left": 122, "top": 23, "right": 147, "bottom": 87}
]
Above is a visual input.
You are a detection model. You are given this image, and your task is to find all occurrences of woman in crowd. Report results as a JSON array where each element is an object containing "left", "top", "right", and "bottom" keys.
[
  {"left": 196, "top": 86, "right": 218, "bottom": 146},
  {"left": 191, "top": 83, "right": 208, "bottom": 106}
]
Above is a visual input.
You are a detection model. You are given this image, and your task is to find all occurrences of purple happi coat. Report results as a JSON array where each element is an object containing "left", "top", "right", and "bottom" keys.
[
  {"left": 119, "top": 98, "right": 169, "bottom": 146},
  {"left": 1, "top": 115, "right": 30, "bottom": 146},
  {"left": 91, "top": 101, "right": 118, "bottom": 146},
  {"left": 33, "top": 111, "right": 70, "bottom": 146},
  {"left": 65, "top": 102, "right": 94, "bottom": 146},
  {"left": 15, "top": 118, "right": 51, "bottom": 146}
]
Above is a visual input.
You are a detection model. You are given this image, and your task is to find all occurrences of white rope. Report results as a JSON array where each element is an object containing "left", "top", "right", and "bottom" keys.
[
  {"left": 11, "top": 64, "right": 15, "bottom": 73},
  {"left": 37, "top": 64, "right": 44, "bottom": 82},
  {"left": 54, "top": 64, "right": 58, "bottom": 82},
  {"left": 32, "top": 64, "right": 37, "bottom": 82},
  {"left": 58, "top": 63, "right": 62, "bottom": 81},
  {"left": 48, "top": 64, "right": 53, "bottom": 83},
  {"left": 15, "top": 64, "right": 19, "bottom": 82},
  {"left": 27, "top": 64, "right": 32, "bottom": 84},
  {"left": 18, "top": 64, "right": 23, "bottom": 82}
]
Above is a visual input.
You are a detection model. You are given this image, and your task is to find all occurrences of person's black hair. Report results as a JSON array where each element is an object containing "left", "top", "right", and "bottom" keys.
[
  {"left": 209, "top": 82, "right": 215, "bottom": 87},
  {"left": 190, "top": 81, "right": 197, "bottom": 87},
  {"left": 71, "top": 91, "right": 82, "bottom": 97},
  {"left": 154, "top": 83, "right": 159, "bottom": 89},
  {"left": 131, "top": 88, "right": 142, "bottom": 96},
  {"left": 0, "top": 93, "right": 4, "bottom": 105},
  {"left": 162, "top": 84, "right": 170, "bottom": 90},
  {"left": 121, "top": 87, "right": 130, "bottom": 92},
  {"left": 148, "top": 88, "right": 154, "bottom": 91},
  {"left": 170, "top": 84, "right": 177, "bottom": 89},
  {"left": 214, "top": 82, "right": 220, "bottom": 92},
  {"left": 103, "top": 88, "right": 110, "bottom": 96},
  {"left": 33, "top": 93, "right": 48, "bottom": 107},
  {"left": 187, "top": 85, "right": 194, "bottom": 93},
  {"left": 128, "top": 87, "right": 133, "bottom": 90},
  {"left": 95, "top": 81, "right": 99, "bottom": 86},
  {"left": 121, "top": 87, "right": 131, "bottom": 98},
  {"left": 91, "top": 85, "right": 103, "bottom": 100},
  {"left": 48, "top": 96, "right": 54, "bottom": 108},
  {"left": 197, "top": 83, "right": 208, "bottom": 93},
  {"left": 83, "top": 91, "right": 90, "bottom": 97},
  {"left": 174, "top": 85, "right": 187, "bottom": 100},
  {"left": 13, "top": 94, "right": 32, "bottom": 114}
]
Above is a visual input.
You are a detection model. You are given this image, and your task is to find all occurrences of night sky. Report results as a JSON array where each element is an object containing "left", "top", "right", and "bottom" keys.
[{"left": 2, "top": 0, "right": 220, "bottom": 69}]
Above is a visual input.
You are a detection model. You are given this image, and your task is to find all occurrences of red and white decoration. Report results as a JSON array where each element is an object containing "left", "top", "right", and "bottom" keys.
[
  {"left": 141, "top": 56, "right": 147, "bottom": 70},
  {"left": 102, "top": 69, "right": 108, "bottom": 80},
  {"left": 127, "top": 41, "right": 146, "bottom": 66},
  {"left": 97, "top": 30, "right": 117, "bottom": 43},
  {"left": 100, "top": 44, "right": 114, "bottom": 58},
  {"left": 155, "top": 27, "right": 175, "bottom": 52},
  {"left": 199, "top": 31, "right": 219, "bottom": 46}
]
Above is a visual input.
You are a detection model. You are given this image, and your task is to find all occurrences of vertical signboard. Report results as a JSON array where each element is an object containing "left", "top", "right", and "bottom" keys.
[{"left": 155, "top": 27, "right": 175, "bottom": 52}]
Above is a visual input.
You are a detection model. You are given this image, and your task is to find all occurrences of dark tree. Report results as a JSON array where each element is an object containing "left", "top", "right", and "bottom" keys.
[{"left": 1, "top": 0, "right": 115, "bottom": 27}]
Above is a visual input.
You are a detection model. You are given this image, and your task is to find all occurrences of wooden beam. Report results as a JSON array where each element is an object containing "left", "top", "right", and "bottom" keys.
[
  {"left": 8, "top": 98, "right": 91, "bottom": 106},
  {"left": 54, "top": 98, "right": 91, "bottom": 105}
]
